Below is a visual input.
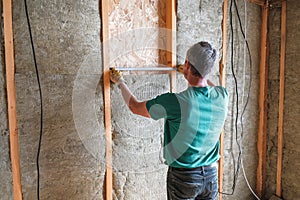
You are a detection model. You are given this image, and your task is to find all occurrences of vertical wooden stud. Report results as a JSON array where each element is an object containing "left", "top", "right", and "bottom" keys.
[
  {"left": 218, "top": 0, "right": 228, "bottom": 199},
  {"left": 166, "top": 0, "right": 177, "bottom": 93},
  {"left": 276, "top": 1, "right": 286, "bottom": 197},
  {"left": 256, "top": 2, "right": 269, "bottom": 198},
  {"left": 3, "top": 0, "right": 23, "bottom": 199},
  {"left": 101, "top": 0, "right": 113, "bottom": 199}
]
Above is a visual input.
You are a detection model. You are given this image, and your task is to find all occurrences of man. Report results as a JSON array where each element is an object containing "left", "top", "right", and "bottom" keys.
[{"left": 110, "top": 41, "right": 229, "bottom": 200}]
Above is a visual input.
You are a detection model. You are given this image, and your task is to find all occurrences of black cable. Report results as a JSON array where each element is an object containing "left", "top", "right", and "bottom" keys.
[
  {"left": 24, "top": 0, "right": 43, "bottom": 199},
  {"left": 233, "top": 0, "right": 253, "bottom": 139},
  {"left": 220, "top": 0, "right": 239, "bottom": 195},
  {"left": 220, "top": 0, "right": 253, "bottom": 196},
  {"left": 233, "top": 0, "right": 254, "bottom": 197}
]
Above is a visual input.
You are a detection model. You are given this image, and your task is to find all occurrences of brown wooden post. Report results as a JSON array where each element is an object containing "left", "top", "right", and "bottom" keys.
[
  {"left": 276, "top": 1, "right": 286, "bottom": 197},
  {"left": 218, "top": 0, "right": 228, "bottom": 199},
  {"left": 256, "top": 2, "right": 269, "bottom": 198},
  {"left": 3, "top": 0, "right": 23, "bottom": 199},
  {"left": 101, "top": 0, "right": 113, "bottom": 199},
  {"left": 166, "top": 0, "right": 177, "bottom": 93}
]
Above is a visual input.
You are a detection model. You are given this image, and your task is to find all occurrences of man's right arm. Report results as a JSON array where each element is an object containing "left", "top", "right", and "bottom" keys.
[
  {"left": 110, "top": 68, "right": 150, "bottom": 118},
  {"left": 118, "top": 82, "right": 150, "bottom": 118}
]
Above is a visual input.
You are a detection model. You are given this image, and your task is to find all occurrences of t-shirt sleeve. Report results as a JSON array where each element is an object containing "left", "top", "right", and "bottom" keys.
[
  {"left": 215, "top": 86, "right": 229, "bottom": 100},
  {"left": 146, "top": 93, "right": 178, "bottom": 120}
]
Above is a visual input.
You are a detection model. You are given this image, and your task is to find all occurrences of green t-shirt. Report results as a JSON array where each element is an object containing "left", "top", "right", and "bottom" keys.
[{"left": 146, "top": 86, "right": 229, "bottom": 168}]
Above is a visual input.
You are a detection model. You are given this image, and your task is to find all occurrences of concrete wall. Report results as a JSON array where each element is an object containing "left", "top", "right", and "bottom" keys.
[
  {"left": 266, "top": 0, "right": 300, "bottom": 199},
  {"left": 221, "top": 2, "right": 261, "bottom": 200},
  {"left": 1, "top": 0, "right": 291, "bottom": 200},
  {"left": 10, "top": 0, "right": 104, "bottom": 199}
]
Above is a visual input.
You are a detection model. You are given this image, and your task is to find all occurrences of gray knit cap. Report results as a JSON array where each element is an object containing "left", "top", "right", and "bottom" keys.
[{"left": 186, "top": 41, "right": 217, "bottom": 77}]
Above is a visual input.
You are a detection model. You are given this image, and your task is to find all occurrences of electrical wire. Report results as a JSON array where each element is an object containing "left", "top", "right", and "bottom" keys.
[
  {"left": 238, "top": 1, "right": 260, "bottom": 199},
  {"left": 24, "top": 0, "right": 43, "bottom": 199},
  {"left": 220, "top": 0, "right": 258, "bottom": 198},
  {"left": 242, "top": 158, "right": 261, "bottom": 200},
  {"left": 219, "top": 0, "right": 239, "bottom": 195}
]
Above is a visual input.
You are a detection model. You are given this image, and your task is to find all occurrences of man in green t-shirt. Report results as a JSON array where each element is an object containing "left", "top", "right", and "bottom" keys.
[{"left": 110, "top": 41, "right": 229, "bottom": 200}]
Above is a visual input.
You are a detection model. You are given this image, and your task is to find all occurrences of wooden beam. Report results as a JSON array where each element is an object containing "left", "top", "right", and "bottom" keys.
[
  {"left": 166, "top": 0, "right": 177, "bottom": 93},
  {"left": 219, "top": 0, "right": 228, "bottom": 87},
  {"left": 100, "top": 0, "right": 112, "bottom": 200},
  {"left": 218, "top": 0, "right": 228, "bottom": 199},
  {"left": 3, "top": 0, "right": 23, "bottom": 199},
  {"left": 256, "top": 2, "right": 269, "bottom": 198},
  {"left": 276, "top": 1, "right": 286, "bottom": 197}
]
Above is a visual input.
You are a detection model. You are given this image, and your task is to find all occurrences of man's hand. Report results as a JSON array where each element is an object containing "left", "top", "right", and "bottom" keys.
[
  {"left": 110, "top": 67, "right": 125, "bottom": 85},
  {"left": 177, "top": 64, "right": 184, "bottom": 74}
]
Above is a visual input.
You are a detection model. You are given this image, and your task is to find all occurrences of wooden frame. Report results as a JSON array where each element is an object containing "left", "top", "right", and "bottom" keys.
[
  {"left": 3, "top": 0, "right": 23, "bottom": 199},
  {"left": 218, "top": 0, "right": 228, "bottom": 199},
  {"left": 101, "top": 1, "right": 177, "bottom": 199},
  {"left": 100, "top": 1, "right": 113, "bottom": 200},
  {"left": 166, "top": 0, "right": 177, "bottom": 93},
  {"left": 255, "top": 1, "right": 287, "bottom": 198},
  {"left": 256, "top": 2, "right": 269, "bottom": 198}
]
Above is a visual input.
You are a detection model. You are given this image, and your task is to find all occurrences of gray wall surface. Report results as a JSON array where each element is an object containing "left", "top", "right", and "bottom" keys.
[
  {"left": 266, "top": 0, "right": 300, "bottom": 199},
  {"left": 1, "top": 0, "right": 298, "bottom": 200}
]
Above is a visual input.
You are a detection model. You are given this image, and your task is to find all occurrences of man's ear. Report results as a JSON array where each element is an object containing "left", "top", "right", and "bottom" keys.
[{"left": 186, "top": 62, "right": 191, "bottom": 71}]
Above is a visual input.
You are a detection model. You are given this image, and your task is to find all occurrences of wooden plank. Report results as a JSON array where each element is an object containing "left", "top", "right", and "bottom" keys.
[
  {"left": 276, "top": 1, "right": 286, "bottom": 197},
  {"left": 3, "top": 0, "right": 23, "bottom": 199},
  {"left": 218, "top": 130, "right": 225, "bottom": 200},
  {"left": 219, "top": 0, "right": 228, "bottom": 87},
  {"left": 101, "top": 0, "right": 113, "bottom": 200},
  {"left": 256, "top": 3, "right": 269, "bottom": 198},
  {"left": 218, "top": 1, "right": 228, "bottom": 199},
  {"left": 166, "top": 0, "right": 177, "bottom": 93}
]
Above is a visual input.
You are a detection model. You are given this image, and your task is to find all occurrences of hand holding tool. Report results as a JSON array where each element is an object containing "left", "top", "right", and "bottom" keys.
[
  {"left": 176, "top": 64, "right": 184, "bottom": 74},
  {"left": 110, "top": 67, "right": 125, "bottom": 85}
]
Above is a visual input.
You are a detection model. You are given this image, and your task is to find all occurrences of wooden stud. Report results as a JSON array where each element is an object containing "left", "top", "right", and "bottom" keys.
[
  {"left": 101, "top": 0, "right": 113, "bottom": 200},
  {"left": 276, "top": 1, "right": 286, "bottom": 197},
  {"left": 218, "top": 0, "right": 228, "bottom": 199},
  {"left": 166, "top": 0, "right": 177, "bottom": 93},
  {"left": 256, "top": 2, "right": 269, "bottom": 198},
  {"left": 3, "top": 0, "right": 23, "bottom": 199}
]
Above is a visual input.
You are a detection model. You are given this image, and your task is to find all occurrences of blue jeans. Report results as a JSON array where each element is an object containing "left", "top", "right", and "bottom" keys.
[{"left": 167, "top": 164, "right": 218, "bottom": 200}]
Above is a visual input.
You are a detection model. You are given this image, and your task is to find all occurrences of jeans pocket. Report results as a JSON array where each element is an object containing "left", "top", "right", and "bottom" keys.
[
  {"left": 168, "top": 169, "right": 203, "bottom": 199},
  {"left": 207, "top": 174, "right": 218, "bottom": 199}
]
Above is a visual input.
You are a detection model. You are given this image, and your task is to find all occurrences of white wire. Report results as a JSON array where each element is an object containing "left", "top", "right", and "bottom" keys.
[
  {"left": 240, "top": 1, "right": 261, "bottom": 200},
  {"left": 241, "top": 158, "right": 261, "bottom": 200}
]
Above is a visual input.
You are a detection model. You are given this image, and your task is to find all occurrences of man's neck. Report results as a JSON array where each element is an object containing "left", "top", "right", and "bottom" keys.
[{"left": 188, "top": 77, "right": 208, "bottom": 87}]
